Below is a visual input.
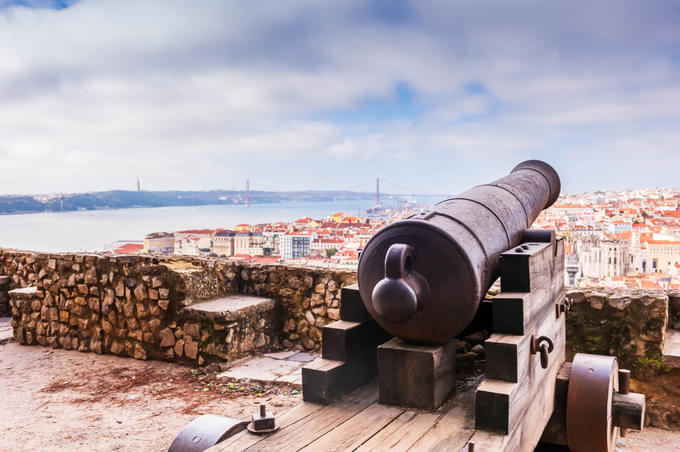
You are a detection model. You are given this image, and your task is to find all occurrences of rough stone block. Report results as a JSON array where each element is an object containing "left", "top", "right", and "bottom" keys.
[
  {"left": 185, "top": 338, "right": 199, "bottom": 360},
  {"left": 184, "top": 322, "right": 200, "bottom": 338},
  {"left": 134, "top": 284, "right": 147, "bottom": 301},
  {"left": 160, "top": 328, "right": 175, "bottom": 347}
]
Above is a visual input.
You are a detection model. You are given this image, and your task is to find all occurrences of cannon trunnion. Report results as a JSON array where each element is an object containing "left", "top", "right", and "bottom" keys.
[{"left": 358, "top": 160, "right": 561, "bottom": 344}]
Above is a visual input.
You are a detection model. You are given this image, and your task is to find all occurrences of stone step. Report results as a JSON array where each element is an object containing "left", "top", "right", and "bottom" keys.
[
  {"left": 176, "top": 294, "right": 278, "bottom": 363},
  {"left": 662, "top": 328, "right": 680, "bottom": 368},
  {"left": 179, "top": 294, "right": 276, "bottom": 322}
]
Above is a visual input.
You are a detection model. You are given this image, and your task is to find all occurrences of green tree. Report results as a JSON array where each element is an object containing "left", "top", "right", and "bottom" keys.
[{"left": 326, "top": 248, "right": 338, "bottom": 258}]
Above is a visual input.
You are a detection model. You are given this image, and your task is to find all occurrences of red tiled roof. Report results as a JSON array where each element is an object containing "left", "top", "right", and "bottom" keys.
[{"left": 114, "top": 244, "right": 144, "bottom": 254}]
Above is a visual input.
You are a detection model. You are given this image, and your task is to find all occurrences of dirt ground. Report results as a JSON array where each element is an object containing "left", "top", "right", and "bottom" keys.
[
  {"left": 0, "top": 342, "right": 301, "bottom": 451},
  {"left": 1, "top": 341, "right": 679, "bottom": 452}
]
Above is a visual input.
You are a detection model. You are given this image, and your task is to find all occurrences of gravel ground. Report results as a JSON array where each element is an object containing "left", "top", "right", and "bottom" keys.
[
  {"left": 1, "top": 341, "right": 679, "bottom": 451},
  {"left": 0, "top": 342, "right": 300, "bottom": 451}
]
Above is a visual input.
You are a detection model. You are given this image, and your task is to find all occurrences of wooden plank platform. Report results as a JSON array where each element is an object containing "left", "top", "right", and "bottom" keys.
[
  {"left": 207, "top": 240, "right": 566, "bottom": 451},
  {"left": 208, "top": 372, "right": 482, "bottom": 452}
]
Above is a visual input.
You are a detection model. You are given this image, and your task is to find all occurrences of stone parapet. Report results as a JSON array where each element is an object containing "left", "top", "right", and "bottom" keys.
[
  {"left": 669, "top": 290, "right": 680, "bottom": 330},
  {"left": 0, "top": 275, "right": 10, "bottom": 317},
  {"left": 0, "top": 249, "right": 671, "bottom": 372},
  {"left": 0, "top": 249, "right": 355, "bottom": 364},
  {"left": 1, "top": 248, "right": 678, "bottom": 428},
  {"left": 4, "top": 251, "right": 179, "bottom": 362},
  {"left": 564, "top": 288, "right": 669, "bottom": 377}
]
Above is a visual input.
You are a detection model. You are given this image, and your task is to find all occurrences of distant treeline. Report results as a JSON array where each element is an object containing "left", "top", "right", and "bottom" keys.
[{"left": 0, "top": 190, "right": 376, "bottom": 215}]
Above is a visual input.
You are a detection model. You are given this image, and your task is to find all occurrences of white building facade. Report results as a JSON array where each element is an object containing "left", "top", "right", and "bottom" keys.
[{"left": 281, "top": 234, "right": 311, "bottom": 259}]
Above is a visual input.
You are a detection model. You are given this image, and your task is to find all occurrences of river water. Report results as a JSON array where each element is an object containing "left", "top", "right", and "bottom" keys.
[{"left": 0, "top": 197, "right": 437, "bottom": 253}]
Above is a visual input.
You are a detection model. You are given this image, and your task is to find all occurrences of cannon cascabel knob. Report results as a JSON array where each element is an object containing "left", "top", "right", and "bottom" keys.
[{"left": 371, "top": 244, "right": 429, "bottom": 324}]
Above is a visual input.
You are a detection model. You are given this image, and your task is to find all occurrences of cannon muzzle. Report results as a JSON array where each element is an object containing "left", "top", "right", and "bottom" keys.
[{"left": 358, "top": 160, "right": 560, "bottom": 344}]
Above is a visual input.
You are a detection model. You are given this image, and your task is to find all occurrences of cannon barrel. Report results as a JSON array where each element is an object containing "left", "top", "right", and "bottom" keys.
[{"left": 357, "top": 160, "right": 561, "bottom": 344}]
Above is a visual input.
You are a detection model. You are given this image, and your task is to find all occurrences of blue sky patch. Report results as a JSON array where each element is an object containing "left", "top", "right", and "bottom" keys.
[
  {"left": 0, "top": 0, "right": 76, "bottom": 10},
  {"left": 313, "top": 81, "right": 424, "bottom": 124}
]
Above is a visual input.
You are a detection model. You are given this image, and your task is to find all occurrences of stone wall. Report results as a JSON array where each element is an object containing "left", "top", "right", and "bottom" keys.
[
  {"left": 2, "top": 249, "right": 678, "bottom": 427},
  {"left": 669, "top": 290, "right": 680, "bottom": 330},
  {"left": 564, "top": 288, "right": 669, "bottom": 377},
  {"left": 0, "top": 275, "right": 9, "bottom": 317},
  {"left": 1, "top": 250, "right": 355, "bottom": 365},
  {"left": 0, "top": 248, "right": 670, "bottom": 370},
  {"left": 4, "top": 251, "right": 183, "bottom": 361},
  {"left": 220, "top": 264, "right": 356, "bottom": 349},
  {"left": 564, "top": 288, "right": 678, "bottom": 429},
  {"left": 143, "top": 257, "right": 356, "bottom": 354}
]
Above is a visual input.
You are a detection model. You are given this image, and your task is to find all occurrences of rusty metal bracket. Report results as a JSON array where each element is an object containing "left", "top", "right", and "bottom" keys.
[
  {"left": 555, "top": 294, "right": 573, "bottom": 318},
  {"left": 530, "top": 335, "right": 554, "bottom": 369},
  {"left": 168, "top": 414, "right": 248, "bottom": 452},
  {"left": 247, "top": 403, "right": 280, "bottom": 434}
]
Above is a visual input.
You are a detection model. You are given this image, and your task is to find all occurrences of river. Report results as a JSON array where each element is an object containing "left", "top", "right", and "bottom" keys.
[{"left": 0, "top": 197, "right": 437, "bottom": 253}]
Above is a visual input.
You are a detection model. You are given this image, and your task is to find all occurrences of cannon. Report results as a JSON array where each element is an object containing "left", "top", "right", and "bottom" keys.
[
  {"left": 358, "top": 159, "right": 560, "bottom": 344},
  {"left": 172, "top": 159, "right": 646, "bottom": 452}
]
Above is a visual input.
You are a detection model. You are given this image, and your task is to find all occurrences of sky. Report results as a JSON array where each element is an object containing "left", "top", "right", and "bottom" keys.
[{"left": 1, "top": 0, "right": 680, "bottom": 196}]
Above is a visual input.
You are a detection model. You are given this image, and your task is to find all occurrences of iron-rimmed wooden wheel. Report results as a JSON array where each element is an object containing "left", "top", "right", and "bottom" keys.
[{"left": 566, "top": 353, "right": 619, "bottom": 452}]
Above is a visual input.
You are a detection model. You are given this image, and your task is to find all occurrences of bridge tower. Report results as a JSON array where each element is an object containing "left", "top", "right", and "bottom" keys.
[{"left": 376, "top": 177, "right": 380, "bottom": 205}]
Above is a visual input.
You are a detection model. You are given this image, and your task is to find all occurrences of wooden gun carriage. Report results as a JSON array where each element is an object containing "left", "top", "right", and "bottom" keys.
[{"left": 171, "top": 161, "right": 645, "bottom": 452}]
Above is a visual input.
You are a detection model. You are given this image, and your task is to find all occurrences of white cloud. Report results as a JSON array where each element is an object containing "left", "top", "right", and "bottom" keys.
[{"left": 0, "top": 0, "right": 679, "bottom": 194}]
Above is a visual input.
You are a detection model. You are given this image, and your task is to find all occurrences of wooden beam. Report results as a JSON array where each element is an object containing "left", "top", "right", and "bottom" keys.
[
  {"left": 613, "top": 392, "right": 646, "bottom": 431},
  {"left": 322, "top": 320, "right": 389, "bottom": 363},
  {"left": 340, "top": 284, "right": 373, "bottom": 322},
  {"left": 474, "top": 238, "right": 567, "bottom": 451},
  {"left": 378, "top": 337, "right": 457, "bottom": 410}
]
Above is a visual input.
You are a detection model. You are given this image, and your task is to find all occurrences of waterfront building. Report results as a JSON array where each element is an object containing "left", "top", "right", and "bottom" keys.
[
  {"left": 174, "top": 229, "right": 214, "bottom": 255},
  {"left": 234, "top": 231, "right": 265, "bottom": 256},
  {"left": 213, "top": 230, "right": 235, "bottom": 257},
  {"left": 144, "top": 232, "right": 174, "bottom": 254}
]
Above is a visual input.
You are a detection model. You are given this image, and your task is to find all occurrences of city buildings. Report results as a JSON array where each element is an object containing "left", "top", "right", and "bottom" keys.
[
  {"left": 173, "top": 229, "right": 215, "bottom": 256},
  {"left": 143, "top": 232, "right": 174, "bottom": 254},
  {"left": 131, "top": 188, "right": 680, "bottom": 286},
  {"left": 213, "top": 230, "right": 235, "bottom": 257},
  {"left": 281, "top": 232, "right": 311, "bottom": 260},
  {"left": 535, "top": 188, "right": 680, "bottom": 289}
]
